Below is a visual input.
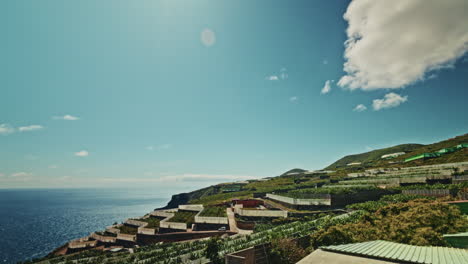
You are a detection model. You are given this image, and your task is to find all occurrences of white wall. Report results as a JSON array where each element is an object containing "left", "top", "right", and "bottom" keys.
[
  {"left": 194, "top": 210, "right": 228, "bottom": 224},
  {"left": 266, "top": 193, "right": 331, "bottom": 206}
]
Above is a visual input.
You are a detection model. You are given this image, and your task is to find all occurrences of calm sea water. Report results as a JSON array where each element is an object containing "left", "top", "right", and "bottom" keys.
[{"left": 0, "top": 188, "right": 167, "bottom": 264}]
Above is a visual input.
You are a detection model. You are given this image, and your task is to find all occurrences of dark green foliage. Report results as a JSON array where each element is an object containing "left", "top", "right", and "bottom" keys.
[
  {"left": 138, "top": 217, "right": 160, "bottom": 228},
  {"left": 117, "top": 225, "right": 137, "bottom": 235},
  {"left": 347, "top": 201, "right": 388, "bottom": 212},
  {"left": 286, "top": 186, "right": 377, "bottom": 197},
  {"left": 267, "top": 239, "right": 307, "bottom": 264},
  {"left": 199, "top": 206, "right": 226, "bottom": 217},
  {"left": 169, "top": 211, "right": 198, "bottom": 226},
  {"left": 379, "top": 193, "right": 436, "bottom": 203},
  {"left": 205, "top": 237, "right": 222, "bottom": 264},
  {"left": 326, "top": 144, "right": 424, "bottom": 169},
  {"left": 397, "top": 182, "right": 468, "bottom": 191},
  {"left": 312, "top": 199, "right": 468, "bottom": 248}
]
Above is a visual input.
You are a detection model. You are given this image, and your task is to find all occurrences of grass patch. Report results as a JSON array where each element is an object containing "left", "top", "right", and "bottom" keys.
[
  {"left": 117, "top": 225, "right": 137, "bottom": 235},
  {"left": 199, "top": 206, "right": 226, "bottom": 217},
  {"left": 169, "top": 211, "right": 198, "bottom": 226},
  {"left": 138, "top": 217, "right": 161, "bottom": 228},
  {"left": 95, "top": 231, "right": 117, "bottom": 237}
]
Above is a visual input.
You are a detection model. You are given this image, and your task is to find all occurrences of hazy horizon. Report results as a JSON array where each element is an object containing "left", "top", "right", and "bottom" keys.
[{"left": 2, "top": 0, "right": 468, "bottom": 190}]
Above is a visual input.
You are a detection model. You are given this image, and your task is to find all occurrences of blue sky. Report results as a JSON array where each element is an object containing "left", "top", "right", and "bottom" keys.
[{"left": 1, "top": 0, "right": 467, "bottom": 191}]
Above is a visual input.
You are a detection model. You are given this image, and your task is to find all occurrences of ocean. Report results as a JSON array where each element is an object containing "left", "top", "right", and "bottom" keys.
[{"left": 0, "top": 188, "right": 168, "bottom": 264}]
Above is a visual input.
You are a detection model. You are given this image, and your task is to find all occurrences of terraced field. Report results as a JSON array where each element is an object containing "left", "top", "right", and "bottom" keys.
[{"left": 34, "top": 212, "right": 362, "bottom": 264}]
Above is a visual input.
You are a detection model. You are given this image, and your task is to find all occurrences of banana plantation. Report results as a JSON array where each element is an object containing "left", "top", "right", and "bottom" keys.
[{"left": 35, "top": 212, "right": 363, "bottom": 264}]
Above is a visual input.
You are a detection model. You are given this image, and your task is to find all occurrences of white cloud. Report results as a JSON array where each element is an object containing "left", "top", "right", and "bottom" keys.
[
  {"left": 146, "top": 146, "right": 154, "bottom": 151},
  {"left": 146, "top": 144, "right": 171, "bottom": 151},
  {"left": 372, "top": 93, "right": 408, "bottom": 111},
  {"left": 353, "top": 104, "right": 367, "bottom": 112},
  {"left": 48, "top": 165, "right": 58, "bottom": 169},
  {"left": 323, "top": 59, "right": 328, "bottom": 65},
  {"left": 266, "top": 75, "right": 279, "bottom": 81},
  {"left": 158, "top": 144, "right": 172, "bottom": 150},
  {"left": 100, "top": 173, "right": 256, "bottom": 184},
  {"left": 0, "top": 173, "right": 4, "bottom": 177},
  {"left": 0, "top": 124, "right": 15, "bottom": 135},
  {"left": 289, "top": 96, "right": 298, "bottom": 102},
  {"left": 280, "top": 68, "right": 288, "bottom": 80},
  {"left": 53, "top": 115, "right": 79, "bottom": 121},
  {"left": 74, "top": 150, "right": 89, "bottom": 157},
  {"left": 18, "top": 125, "right": 44, "bottom": 132},
  {"left": 338, "top": 0, "right": 468, "bottom": 90},
  {"left": 201, "top": 28, "right": 216, "bottom": 47},
  {"left": 267, "top": 68, "right": 288, "bottom": 81},
  {"left": 11, "top": 172, "right": 32, "bottom": 177},
  {"left": 321, "top": 80, "right": 333, "bottom": 94}
]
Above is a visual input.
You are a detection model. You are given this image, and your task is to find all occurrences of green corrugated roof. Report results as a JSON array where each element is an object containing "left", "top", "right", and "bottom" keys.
[{"left": 321, "top": 240, "right": 468, "bottom": 264}]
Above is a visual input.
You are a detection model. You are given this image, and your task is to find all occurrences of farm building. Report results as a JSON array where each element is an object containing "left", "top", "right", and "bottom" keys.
[
  {"left": 381, "top": 152, "right": 405, "bottom": 159},
  {"left": 298, "top": 240, "right": 468, "bottom": 264},
  {"left": 437, "top": 147, "right": 457, "bottom": 154},
  {"left": 221, "top": 185, "right": 242, "bottom": 192},
  {"left": 404, "top": 153, "right": 440, "bottom": 163},
  {"left": 232, "top": 199, "right": 263, "bottom": 208},
  {"left": 457, "top": 143, "right": 468, "bottom": 149}
]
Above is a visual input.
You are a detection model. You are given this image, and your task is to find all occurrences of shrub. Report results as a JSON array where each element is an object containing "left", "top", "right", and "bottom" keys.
[
  {"left": 311, "top": 199, "right": 468, "bottom": 247},
  {"left": 267, "top": 239, "right": 307, "bottom": 264}
]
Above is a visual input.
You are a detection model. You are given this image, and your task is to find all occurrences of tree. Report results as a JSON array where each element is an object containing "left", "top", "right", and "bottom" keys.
[
  {"left": 312, "top": 199, "right": 468, "bottom": 247},
  {"left": 268, "top": 239, "right": 307, "bottom": 264},
  {"left": 205, "top": 237, "right": 222, "bottom": 264}
]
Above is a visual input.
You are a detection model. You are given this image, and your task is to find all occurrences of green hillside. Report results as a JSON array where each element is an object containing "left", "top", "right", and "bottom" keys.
[
  {"left": 159, "top": 133, "right": 468, "bottom": 207},
  {"left": 325, "top": 144, "right": 423, "bottom": 170},
  {"left": 325, "top": 133, "right": 468, "bottom": 174},
  {"left": 280, "top": 168, "right": 307, "bottom": 176},
  {"left": 387, "top": 133, "right": 468, "bottom": 167}
]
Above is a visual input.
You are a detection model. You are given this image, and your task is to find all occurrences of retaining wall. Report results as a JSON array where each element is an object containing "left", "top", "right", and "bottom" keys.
[
  {"left": 151, "top": 210, "right": 175, "bottom": 218},
  {"left": 402, "top": 189, "right": 451, "bottom": 197},
  {"left": 454, "top": 175, "right": 468, "bottom": 184},
  {"left": 137, "top": 227, "right": 157, "bottom": 235},
  {"left": 90, "top": 233, "right": 117, "bottom": 243},
  {"left": 194, "top": 211, "right": 229, "bottom": 224},
  {"left": 125, "top": 219, "right": 148, "bottom": 227},
  {"left": 179, "top": 204, "right": 204, "bottom": 211},
  {"left": 266, "top": 193, "right": 331, "bottom": 206},
  {"left": 105, "top": 226, "right": 121, "bottom": 234},
  {"left": 116, "top": 233, "right": 137, "bottom": 242},
  {"left": 159, "top": 217, "right": 187, "bottom": 230},
  {"left": 68, "top": 240, "right": 97, "bottom": 249},
  {"left": 234, "top": 207, "right": 287, "bottom": 218}
]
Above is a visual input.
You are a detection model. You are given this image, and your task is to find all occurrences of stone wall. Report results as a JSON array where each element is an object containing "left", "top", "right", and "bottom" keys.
[{"left": 225, "top": 244, "right": 270, "bottom": 264}]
